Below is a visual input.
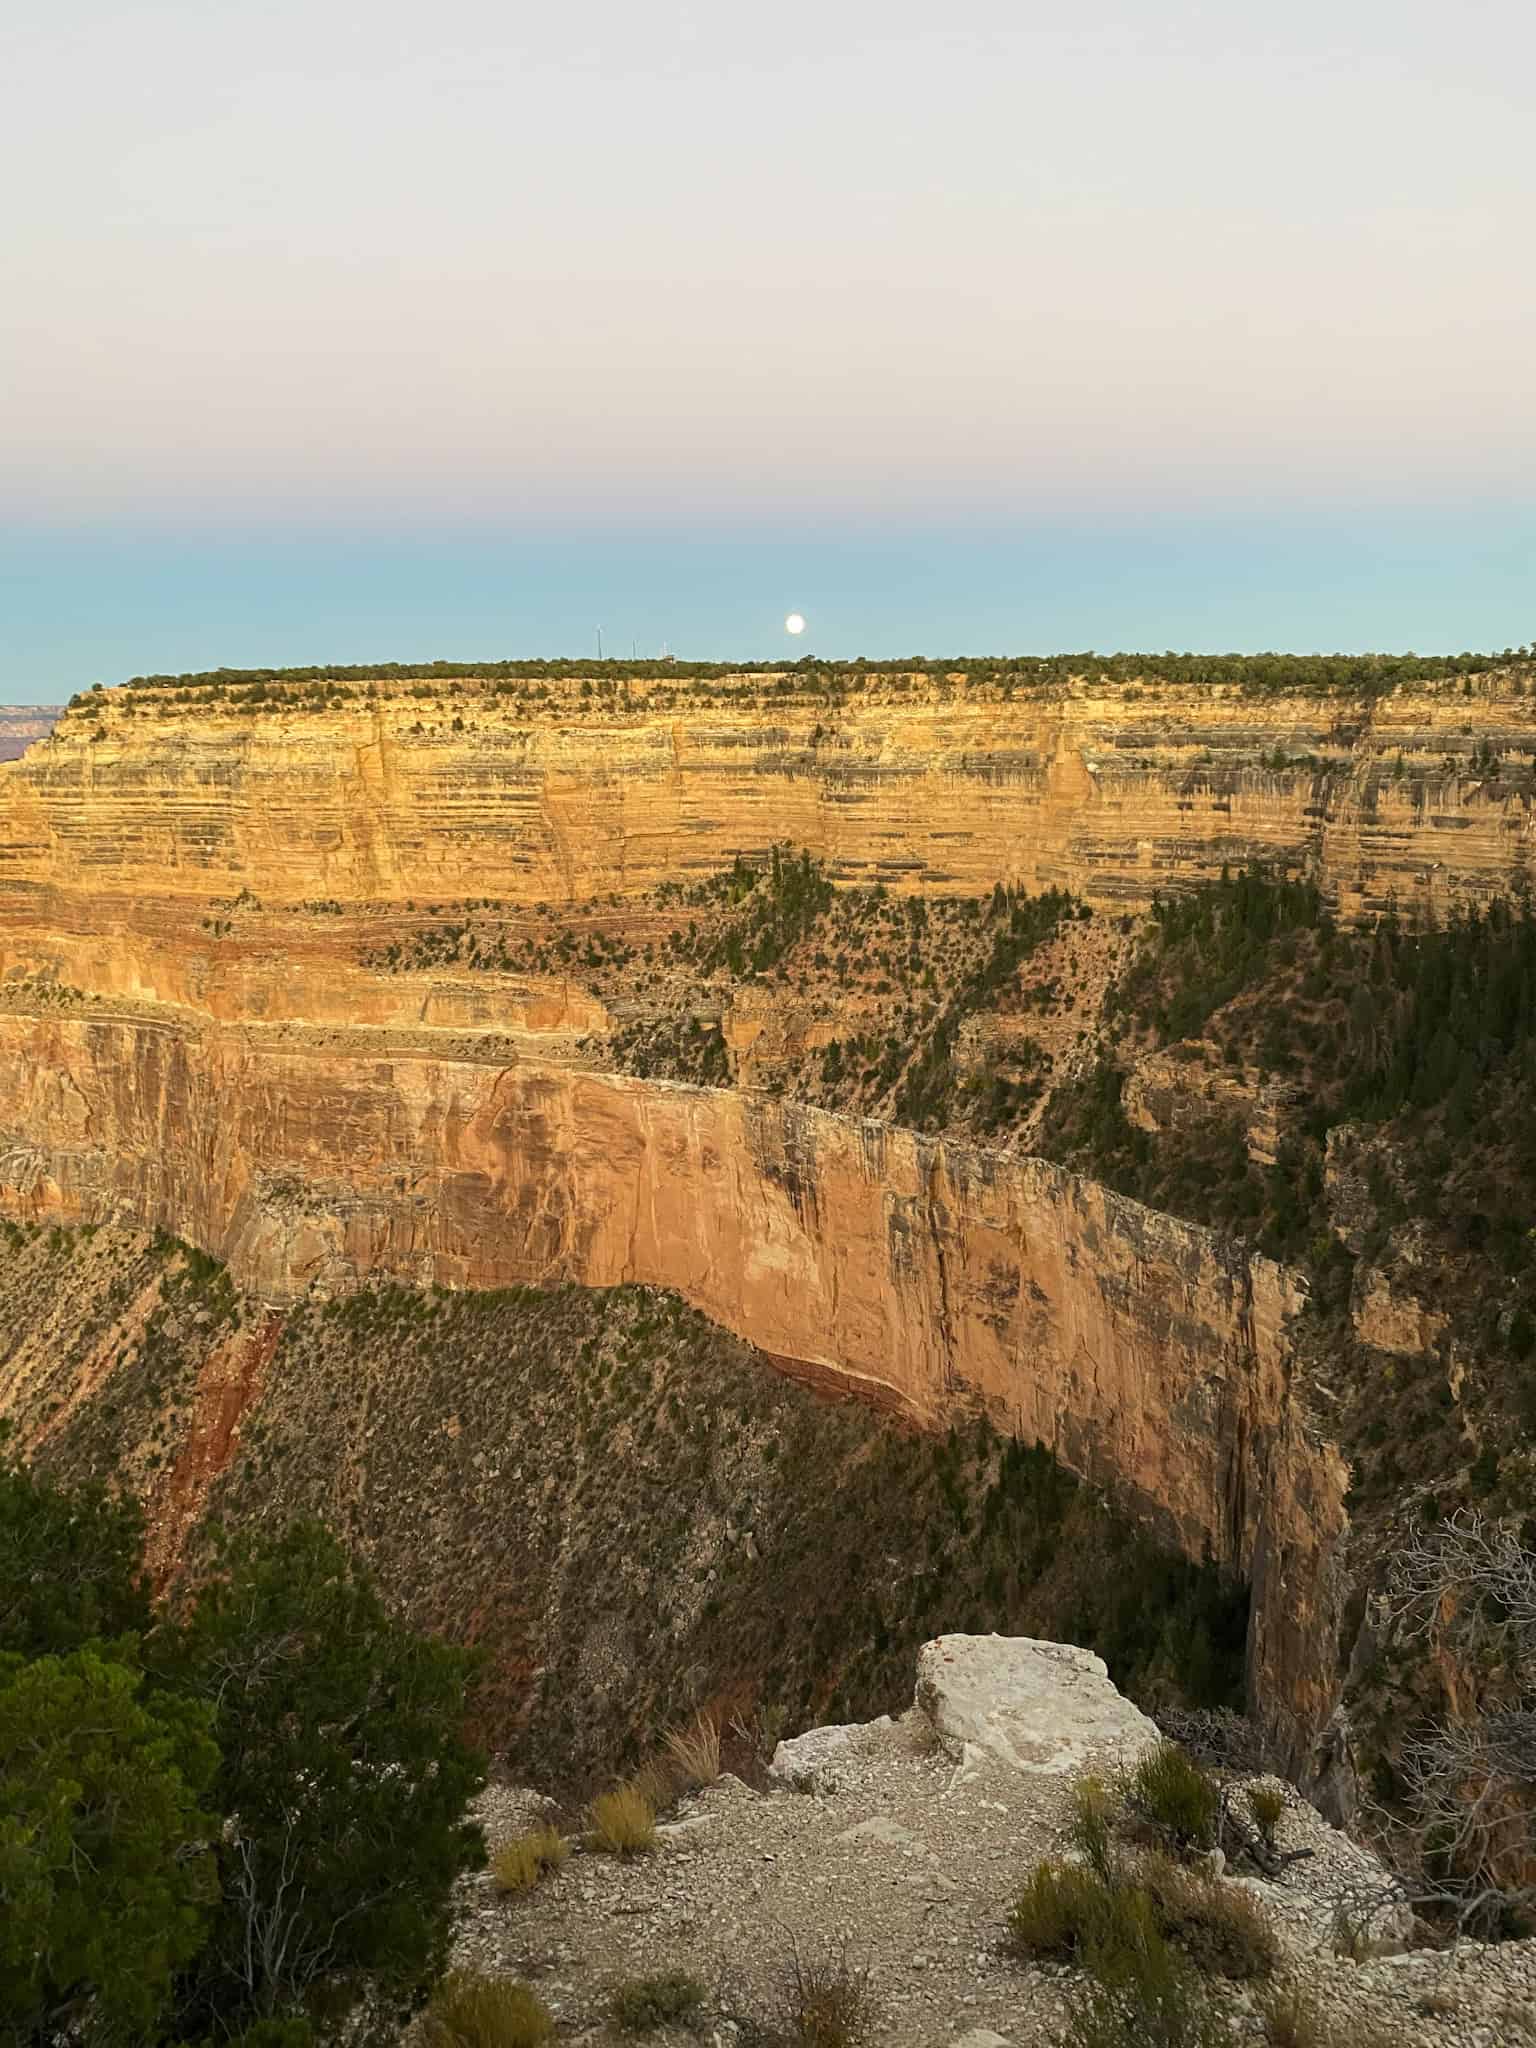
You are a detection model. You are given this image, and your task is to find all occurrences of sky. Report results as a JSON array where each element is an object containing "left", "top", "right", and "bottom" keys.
[{"left": 2, "top": 0, "right": 1533, "bottom": 699}]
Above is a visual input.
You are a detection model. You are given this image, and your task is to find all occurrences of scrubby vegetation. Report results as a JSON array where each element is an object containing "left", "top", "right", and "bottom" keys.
[
  {"left": 0, "top": 1445, "right": 485, "bottom": 2047},
  {"left": 1, "top": 1227, "right": 1248, "bottom": 1795},
  {"left": 765, "top": 1938, "right": 877, "bottom": 2048},
  {"left": 610, "top": 1970, "right": 706, "bottom": 2033},
  {"left": 491, "top": 1824, "right": 568, "bottom": 1894},
  {"left": 1011, "top": 1753, "right": 1281, "bottom": 2048},
  {"left": 420, "top": 1972, "right": 553, "bottom": 2048},
  {"left": 586, "top": 1780, "right": 659, "bottom": 1856},
  {"left": 80, "top": 646, "right": 1536, "bottom": 718}
]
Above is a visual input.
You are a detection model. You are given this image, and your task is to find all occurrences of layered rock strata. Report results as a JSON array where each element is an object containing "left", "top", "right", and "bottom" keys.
[{"left": 3, "top": 671, "right": 1534, "bottom": 928}]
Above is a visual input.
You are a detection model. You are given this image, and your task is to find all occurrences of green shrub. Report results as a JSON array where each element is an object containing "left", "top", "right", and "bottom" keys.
[
  {"left": 1065, "top": 1946, "right": 1229, "bottom": 2048},
  {"left": 420, "top": 1970, "right": 554, "bottom": 2047},
  {"left": 492, "top": 1823, "right": 568, "bottom": 1893},
  {"left": 1005, "top": 1861, "right": 1149, "bottom": 1973},
  {"left": 611, "top": 1970, "right": 706, "bottom": 2032},
  {"left": 1121, "top": 1742, "right": 1220, "bottom": 1854},
  {"left": 586, "top": 1780, "right": 658, "bottom": 1856},
  {"left": 1009, "top": 1851, "right": 1276, "bottom": 1988},
  {"left": 1068, "top": 1771, "right": 1119, "bottom": 1882},
  {"left": 1247, "top": 1782, "right": 1286, "bottom": 1844}
]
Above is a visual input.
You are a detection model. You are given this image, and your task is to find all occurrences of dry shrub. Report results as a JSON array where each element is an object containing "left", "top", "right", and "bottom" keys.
[
  {"left": 772, "top": 1937, "right": 877, "bottom": 2048},
  {"left": 664, "top": 1709, "right": 723, "bottom": 1792},
  {"left": 1140, "top": 1855, "right": 1278, "bottom": 1981},
  {"left": 1257, "top": 1983, "right": 1393, "bottom": 2048},
  {"left": 420, "top": 1970, "right": 554, "bottom": 2048},
  {"left": 586, "top": 1780, "right": 658, "bottom": 1856},
  {"left": 492, "top": 1823, "right": 568, "bottom": 1894}
]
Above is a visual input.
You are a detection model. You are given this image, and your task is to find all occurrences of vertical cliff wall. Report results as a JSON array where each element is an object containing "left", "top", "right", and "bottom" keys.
[
  {"left": 3, "top": 670, "right": 1533, "bottom": 922},
  {"left": 0, "top": 1003, "right": 1346, "bottom": 1770}
]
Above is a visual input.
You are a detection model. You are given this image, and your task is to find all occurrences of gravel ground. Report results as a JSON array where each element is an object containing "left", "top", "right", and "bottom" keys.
[{"left": 447, "top": 1712, "right": 1536, "bottom": 2046}]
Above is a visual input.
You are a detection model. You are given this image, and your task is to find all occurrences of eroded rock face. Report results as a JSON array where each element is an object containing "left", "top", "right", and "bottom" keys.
[
  {"left": 915, "top": 1634, "right": 1160, "bottom": 1774},
  {"left": 0, "top": 670, "right": 1418, "bottom": 1783},
  {"left": 3, "top": 673, "right": 1534, "bottom": 922},
  {"left": 0, "top": 999, "right": 1347, "bottom": 1773}
]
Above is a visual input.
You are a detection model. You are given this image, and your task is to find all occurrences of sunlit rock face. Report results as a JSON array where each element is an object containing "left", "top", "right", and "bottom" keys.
[{"left": 2, "top": 669, "right": 1533, "bottom": 921}]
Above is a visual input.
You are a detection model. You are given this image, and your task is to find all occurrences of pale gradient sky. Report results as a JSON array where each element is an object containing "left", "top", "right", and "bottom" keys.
[{"left": 2, "top": 1, "right": 1533, "bottom": 696}]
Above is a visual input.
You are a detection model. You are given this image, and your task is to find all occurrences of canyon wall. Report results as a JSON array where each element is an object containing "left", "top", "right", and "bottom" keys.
[
  {"left": 0, "top": 998, "right": 1345, "bottom": 1767},
  {"left": 3, "top": 672, "right": 1534, "bottom": 925},
  {"left": 13, "top": 667, "right": 1509, "bottom": 1773}
]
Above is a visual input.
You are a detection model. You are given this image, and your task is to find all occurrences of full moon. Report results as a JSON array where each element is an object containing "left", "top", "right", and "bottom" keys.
[{"left": 784, "top": 612, "right": 806, "bottom": 635}]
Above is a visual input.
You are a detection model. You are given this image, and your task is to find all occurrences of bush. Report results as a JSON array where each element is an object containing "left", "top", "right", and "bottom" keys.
[
  {"left": 1257, "top": 1983, "right": 1392, "bottom": 2048},
  {"left": 152, "top": 1522, "right": 486, "bottom": 2039},
  {"left": 1248, "top": 1783, "right": 1286, "bottom": 1844},
  {"left": 1140, "top": 1855, "right": 1278, "bottom": 1980},
  {"left": 1065, "top": 1945, "right": 1229, "bottom": 2048},
  {"left": 1009, "top": 1851, "right": 1276, "bottom": 1987},
  {"left": 1068, "top": 1772, "right": 1118, "bottom": 1882},
  {"left": 611, "top": 1970, "right": 706, "bottom": 2032},
  {"left": 420, "top": 1970, "right": 554, "bottom": 2047},
  {"left": 492, "top": 1823, "right": 568, "bottom": 1893},
  {"left": 1121, "top": 1742, "right": 1220, "bottom": 1854},
  {"left": 1006, "top": 1861, "right": 1148, "bottom": 1972},
  {"left": 586, "top": 1780, "right": 658, "bottom": 1856},
  {"left": 772, "top": 1937, "right": 877, "bottom": 2048}
]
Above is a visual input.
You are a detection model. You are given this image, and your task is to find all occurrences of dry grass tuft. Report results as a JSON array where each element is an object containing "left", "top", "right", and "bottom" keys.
[
  {"left": 420, "top": 1969, "right": 554, "bottom": 2047},
  {"left": 586, "top": 1779, "right": 658, "bottom": 1856},
  {"left": 664, "top": 1708, "right": 723, "bottom": 1792},
  {"left": 491, "top": 1823, "right": 568, "bottom": 1894}
]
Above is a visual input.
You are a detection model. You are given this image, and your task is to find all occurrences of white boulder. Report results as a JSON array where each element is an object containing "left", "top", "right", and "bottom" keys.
[
  {"left": 768, "top": 1715, "right": 892, "bottom": 1793},
  {"left": 915, "top": 1634, "right": 1160, "bottom": 1775}
]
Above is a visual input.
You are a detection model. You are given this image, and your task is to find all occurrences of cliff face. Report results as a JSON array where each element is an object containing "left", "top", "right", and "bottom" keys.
[
  {"left": 0, "top": 998, "right": 1344, "bottom": 1767},
  {"left": 4, "top": 671, "right": 1534, "bottom": 924}
]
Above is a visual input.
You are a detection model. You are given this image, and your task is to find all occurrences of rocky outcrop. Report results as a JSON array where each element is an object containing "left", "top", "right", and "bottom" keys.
[
  {"left": 914, "top": 1634, "right": 1160, "bottom": 1774},
  {"left": 460, "top": 1637, "right": 1536, "bottom": 2047}
]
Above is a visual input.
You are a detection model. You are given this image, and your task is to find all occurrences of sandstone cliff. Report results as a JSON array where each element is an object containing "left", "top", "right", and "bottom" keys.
[
  {"left": 5, "top": 668, "right": 1535, "bottom": 927},
  {"left": 0, "top": 994, "right": 1344, "bottom": 1770}
]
